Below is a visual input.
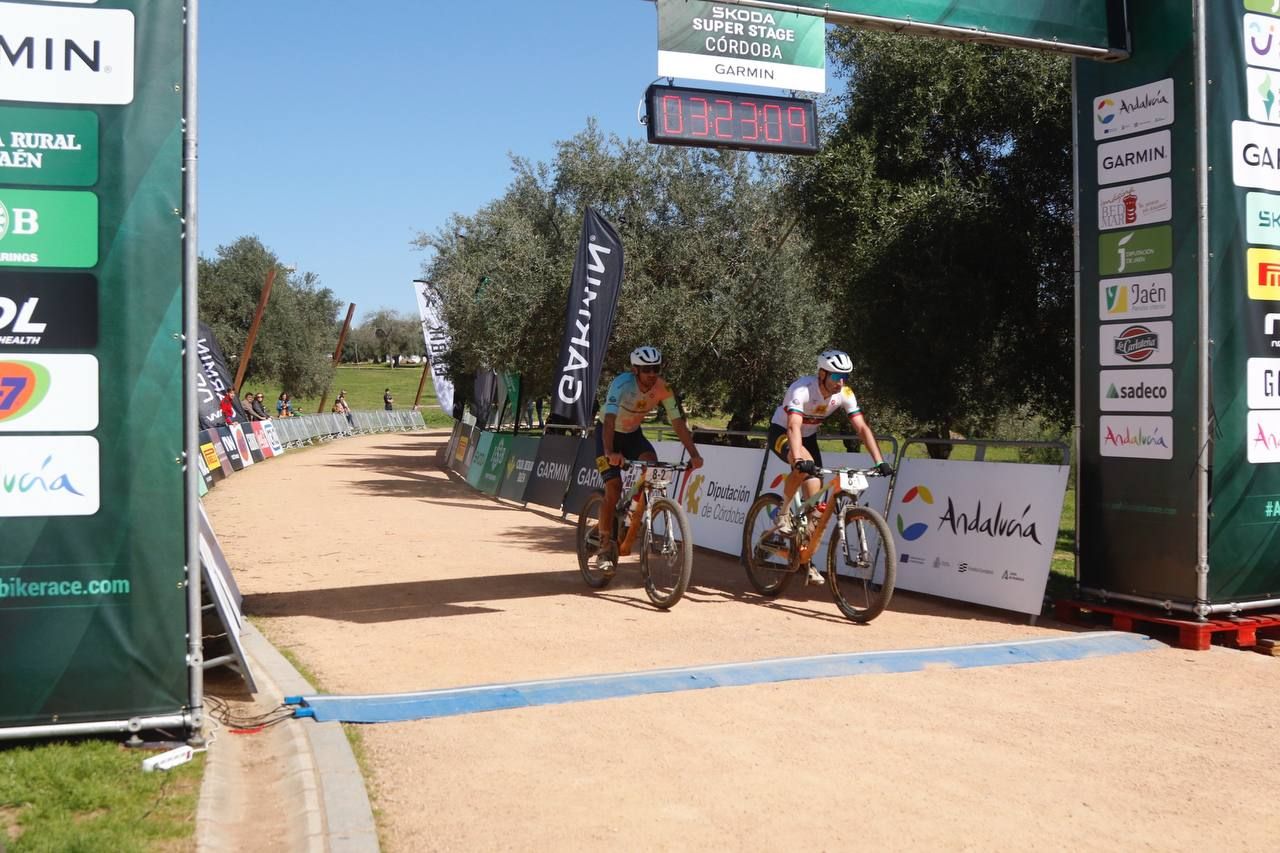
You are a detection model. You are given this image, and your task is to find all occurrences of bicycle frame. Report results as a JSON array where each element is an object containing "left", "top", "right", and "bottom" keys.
[
  {"left": 783, "top": 468, "right": 874, "bottom": 566},
  {"left": 614, "top": 462, "right": 687, "bottom": 557}
]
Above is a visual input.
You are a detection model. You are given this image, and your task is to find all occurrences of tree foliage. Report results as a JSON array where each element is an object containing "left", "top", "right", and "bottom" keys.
[
  {"left": 413, "top": 122, "right": 832, "bottom": 431},
  {"left": 345, "top": 309, "right": 423, "bottom": 366},
  {"left": 788, "top": 32, "right": 1074, "bottom": 444},
  {"left": 197, "top": 236, "right": 343, "bottom": 396}
]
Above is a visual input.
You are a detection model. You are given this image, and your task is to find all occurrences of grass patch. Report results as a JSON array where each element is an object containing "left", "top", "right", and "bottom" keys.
[
  {"left": 248, "top": 363, "right": 454, "bottom": 427},
  {"left": 0, "top": 737, "right": 203, "bottom": 852}
]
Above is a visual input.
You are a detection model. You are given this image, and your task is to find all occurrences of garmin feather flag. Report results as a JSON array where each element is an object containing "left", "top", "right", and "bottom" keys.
[{"left": 550, "top": 208, "right": 624, "bottom": 427}]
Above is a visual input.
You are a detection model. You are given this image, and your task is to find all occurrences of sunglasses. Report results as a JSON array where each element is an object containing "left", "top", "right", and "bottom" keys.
[
  {"left": 637, "top": 366, "right": 661, "bottom": 374},
  {"left": 828, "top": 372, "right": 849, "bottom": 383}
]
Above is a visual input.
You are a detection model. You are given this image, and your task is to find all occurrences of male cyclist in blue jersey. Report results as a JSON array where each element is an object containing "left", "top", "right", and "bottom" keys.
[
  {"left": 767, "top": 349, "right": 895, "bottom": 584},
  {"left": 594, "top": 345, "right": 703, "bottom": 573}
]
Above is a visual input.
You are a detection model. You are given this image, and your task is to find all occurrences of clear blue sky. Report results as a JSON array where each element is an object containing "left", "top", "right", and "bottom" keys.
[{"left": 197, "top": 0, "right": 663, "bottom": 324}]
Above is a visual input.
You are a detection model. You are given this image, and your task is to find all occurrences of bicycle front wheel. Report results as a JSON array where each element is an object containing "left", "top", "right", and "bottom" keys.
[
  {"left": 742, "top": 493, "right": 794, "bottom": 597},
  {"left": 576, "top": 491, "right": 616, "bottom": 589},
  {"left": 827, "top": 506, "right": 896, "bottom": 622},
  {"left": 641, "top": 496, "right": 693, "bottom": 609}
]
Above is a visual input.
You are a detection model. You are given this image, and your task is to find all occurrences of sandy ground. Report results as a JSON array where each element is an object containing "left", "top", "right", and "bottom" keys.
[{"left": 203, "top": 431, "right": 1280, "bottom": 852}]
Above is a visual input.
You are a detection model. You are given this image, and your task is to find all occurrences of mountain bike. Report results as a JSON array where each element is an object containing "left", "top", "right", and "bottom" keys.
[
  {"left": 741, "top": 465, "right": 896, "bottom": 622},
  {"left": 576, "top": 460, "right": 694, "bottom": 609}
]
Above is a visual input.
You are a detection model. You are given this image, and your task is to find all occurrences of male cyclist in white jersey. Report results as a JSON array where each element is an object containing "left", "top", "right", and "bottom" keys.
[
  {"left": 594, "top": 345, "right": 704, "bottom": 573},
  {"left": 766, "top": 349, "right": 894, "bottom": 584}
]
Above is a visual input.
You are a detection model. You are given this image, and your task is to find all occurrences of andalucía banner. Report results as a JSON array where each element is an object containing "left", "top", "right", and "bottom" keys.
[{"left": 550, "top": 207, "right": 624, "bottom": 428}]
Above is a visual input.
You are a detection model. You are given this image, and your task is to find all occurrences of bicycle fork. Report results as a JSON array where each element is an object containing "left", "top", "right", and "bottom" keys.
[{"left": 834, "top": 502, "right": 873, "bottom": 574}]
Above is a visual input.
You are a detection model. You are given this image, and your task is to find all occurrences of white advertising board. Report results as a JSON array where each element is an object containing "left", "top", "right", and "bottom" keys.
[
  {"left": 886, "top": 458, "right": 1068, "bottom": 615},
  {"left": 1092, "top": 78, "right": 1173, "bottom": 141},
  {"left": 1097, "top": 130, "right": 1171, "bottom": 186},
  {"left": 0, "top": 435, "right": 99, "bottom": 516},
  {"left": 672, "top": 444, "right": 766, "bottom": 555}
]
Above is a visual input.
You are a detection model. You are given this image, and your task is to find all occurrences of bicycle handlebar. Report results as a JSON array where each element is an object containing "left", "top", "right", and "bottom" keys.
[
  {"left": 621, "top": 460, "right": 692, "bottom": 472},
  {"left": 813, "top": 465, "right": 890, "bottom": 477}
]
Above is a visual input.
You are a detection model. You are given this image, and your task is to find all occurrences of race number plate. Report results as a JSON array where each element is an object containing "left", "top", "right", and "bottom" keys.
[
  {"left": 648, "top": 467, "right": 672, "bottom": 489},
  {"left": 839, "top": 471, "right": 869, "bottom": 493}
]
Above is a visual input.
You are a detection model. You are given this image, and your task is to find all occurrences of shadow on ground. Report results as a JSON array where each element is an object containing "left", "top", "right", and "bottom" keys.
[{"left": 243, "top": 568, "right": 588, "bottom": 623}]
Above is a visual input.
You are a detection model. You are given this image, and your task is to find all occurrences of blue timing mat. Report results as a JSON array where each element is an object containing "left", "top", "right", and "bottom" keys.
[{"left": 290, "top": 631, "right": 1159, "bottom": 724}]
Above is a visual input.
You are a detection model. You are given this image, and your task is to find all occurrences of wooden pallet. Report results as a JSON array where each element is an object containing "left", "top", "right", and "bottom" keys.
[{"left": 1053, "top": 599, "right": 1280, "bottom": 651}]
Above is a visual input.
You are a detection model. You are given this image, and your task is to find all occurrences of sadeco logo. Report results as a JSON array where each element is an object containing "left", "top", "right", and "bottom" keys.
[
  {"left": 896, "top": 484, "right": 934, "bottom": 541},
  {"left": 0, "top": 360, "right": 50, "bottom": 421}
]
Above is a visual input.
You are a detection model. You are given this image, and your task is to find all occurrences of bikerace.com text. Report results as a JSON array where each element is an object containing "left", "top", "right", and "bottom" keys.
[{"left": 0, "top": 576, "right": 131, "bottom": 599}]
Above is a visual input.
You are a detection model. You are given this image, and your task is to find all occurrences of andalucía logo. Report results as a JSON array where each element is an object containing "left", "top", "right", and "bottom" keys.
[
  {"left": 896, "top": 484, "right": 933, "bottom": 541},
  {"left": 3, "top": 453, "right": 85, "bottom": 497},
  {"left": 0, "top": 360, "right": 49, "bottom": 421},
  {"left": 1095, "top": 98, "right": 1116, "bottom": 127},
  {"left": 1113, "top": 325, "right": 1158, "bottom": 362},
  {"left": 1103, "top": 424, "right": 1169, "bottom": 449}
]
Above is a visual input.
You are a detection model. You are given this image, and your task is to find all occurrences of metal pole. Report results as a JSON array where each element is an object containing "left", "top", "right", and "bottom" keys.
[
  {"left": 1193, "top": 0, "right": 1212, "bottom": 615},
  {"left": 0, "top": 714, "right": 193, "bottom": 743},
  {"left": 1071, "top": 58, "right": 1083, "bottom": 592},
  {"left": 412, "top": 360, "right": 431, "bottom": 409},
  {"left": 231, "top": 266, "right": 276, "bottom": 395},
  {"left": 317, "top": 302, "right": 356, "bottom": 414},
  {"left": 182, "top": 0, "right": 205, "bottom": 745}
]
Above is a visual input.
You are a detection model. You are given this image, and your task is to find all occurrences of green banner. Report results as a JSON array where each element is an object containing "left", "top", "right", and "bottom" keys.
[
  {"left": 1097, "top": 225, "right": 1173, "bottom": 276},
  {"left": 0, "top": 106, "right": 99, "bottom": 187},
  {"left": 0, "top": 187, "right": 99, "bottom": 268},
  {"left": 0, "top": 1, "right": 188, "bottom": 728},
  {"left": 775, "top": 0, "right": 1126, "bottom": 53},
  {"left": 478, "top": 433, "right": 514, "bottom": 495},
  {"left": 1205, "top": 0, "right": 1280, "bottom": 600},
  {"left": 1076, "top": 0, "right": 1199, "bottom": 601},
  {"left": 466, "top": 430, "right": 495, "bottom": 489}
]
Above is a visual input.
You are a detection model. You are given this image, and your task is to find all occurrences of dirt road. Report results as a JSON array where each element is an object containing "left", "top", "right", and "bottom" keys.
[{"left": 204, "top": 431, "right": 1279, "bottom": 851}]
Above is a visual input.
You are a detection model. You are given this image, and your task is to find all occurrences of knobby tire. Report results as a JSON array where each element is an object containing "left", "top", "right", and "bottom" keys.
[
  {"left": 742, "top": 493, "right": 794, "bottom": 597},
  {"left": 576, "top": 491, "right": 615, "bottom": 589},
  {"left": 640, "top": 496, "right": 693, "bottom": 609},
  {"left": 827, "top": 505, "right": 896, "bottom": 622}
]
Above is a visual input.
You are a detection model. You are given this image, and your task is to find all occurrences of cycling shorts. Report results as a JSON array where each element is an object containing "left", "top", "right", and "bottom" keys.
[
  {"left": 594, "top": 423, "right": 656, "bottom": 483},
  {"left": 766, "top": 422, "right": 823, "bottom": 470}
]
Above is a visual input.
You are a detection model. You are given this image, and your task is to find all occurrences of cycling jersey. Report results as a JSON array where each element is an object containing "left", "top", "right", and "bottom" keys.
[
  {"left": 602, "top": 372, "right": 682, "bottom": 433},
  {"left": 770, "top": 375, "right": 860, "bottom": 437}
]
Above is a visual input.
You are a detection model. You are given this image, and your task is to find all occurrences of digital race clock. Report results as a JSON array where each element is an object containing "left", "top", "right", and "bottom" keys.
[{"left": 644, "top": 84, "right": 819, "bottom": 155}]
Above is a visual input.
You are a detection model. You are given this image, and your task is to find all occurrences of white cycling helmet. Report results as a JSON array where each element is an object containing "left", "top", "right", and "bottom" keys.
[
  {"left": 817, "top": 349, "right": 853, "bottom": 374},
  {"left": 631, "top": 345, "right": 662, "bottom": 367}
]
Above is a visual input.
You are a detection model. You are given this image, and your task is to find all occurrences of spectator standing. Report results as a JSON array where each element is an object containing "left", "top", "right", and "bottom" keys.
[
  {"left": 277, "top": 392, "right": 294, "bottom": 418},
  {"left": 252, "top": 392, "right": 271, "bottom": 421},
  {"left": 383, "top": 388, "right": 394, "bottom": 411},
  {"left": 242, "top": 392, "right": 262, "bottom": 420},
  {"left": 335, "top": 390, "right": 355, "bottom": 428},
  {"left": 220, "top": 390, "right": 237, "bottom": 425}
]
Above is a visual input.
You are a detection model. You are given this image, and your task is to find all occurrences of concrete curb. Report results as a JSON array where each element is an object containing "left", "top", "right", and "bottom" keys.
[{"left": 196, "top": 624, "right": 379, "bottom": 852}]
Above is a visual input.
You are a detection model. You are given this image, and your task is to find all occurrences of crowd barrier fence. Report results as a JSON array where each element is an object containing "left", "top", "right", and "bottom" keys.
[{"left": 196, "top": 409, "right": 428, "bottom": 494}]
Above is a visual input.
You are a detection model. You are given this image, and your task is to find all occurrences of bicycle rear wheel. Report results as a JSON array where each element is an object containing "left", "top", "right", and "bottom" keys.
[
  {"left": 827, "top": 505, "right": 896, "bottom": 622},
  {"left": 576, "top": 491, "right": 616, "bottom": 588},
  {"left": 641, "top": 496, "right": 693, "bottom": 609},
  {"left": 742, "top": 493, "right": 794, "bottom": 597}
]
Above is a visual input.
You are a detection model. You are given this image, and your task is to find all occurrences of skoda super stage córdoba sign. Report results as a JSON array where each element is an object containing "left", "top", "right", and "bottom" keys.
[{"left": 657, "top": 0, "right": 827, "bottom": 92}]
